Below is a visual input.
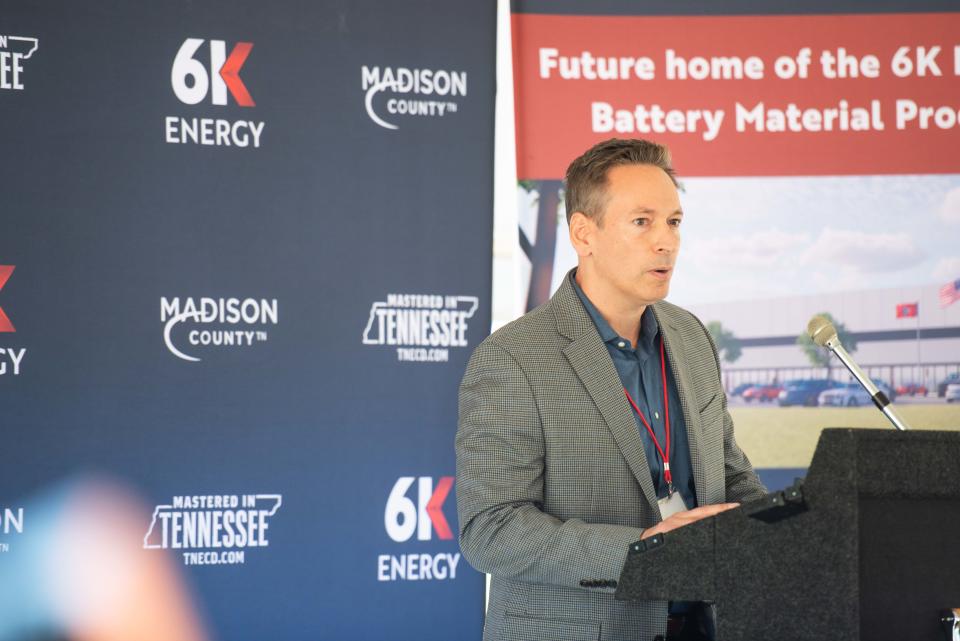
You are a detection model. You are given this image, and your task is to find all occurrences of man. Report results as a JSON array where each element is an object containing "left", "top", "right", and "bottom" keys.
[{"left": 456, "top": 138, "right": 767, "bottom": 641}]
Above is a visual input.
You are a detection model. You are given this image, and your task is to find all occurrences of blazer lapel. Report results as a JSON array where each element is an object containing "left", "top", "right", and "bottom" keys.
[
  {"left": 653, "top": 304, "right": 709, "bottom": 508},
  {"left": 552, "top": 273, "right": 661, "bottom": 515}
]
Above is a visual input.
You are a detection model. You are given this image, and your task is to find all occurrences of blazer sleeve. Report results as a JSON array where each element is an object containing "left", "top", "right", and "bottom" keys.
[
  {"left": 455, "top": 338, "right": 641, "bottom": 590},
  {"left": 697, "top": 319, "right": 768, "bottom": 503},
  {"left": 720, "top": 392, "right": 768, "bottom": 502}
]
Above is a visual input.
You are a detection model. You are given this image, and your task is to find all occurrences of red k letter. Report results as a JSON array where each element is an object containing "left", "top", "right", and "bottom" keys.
[
  {"left": 0, "top": 265, "right": 14, "bottom": 333},
  {"left": 426, "top": 476, "right": 454, "bottom": 540},
  {"left": 220, "top": 42, "right": 255, "bottom": 107}
]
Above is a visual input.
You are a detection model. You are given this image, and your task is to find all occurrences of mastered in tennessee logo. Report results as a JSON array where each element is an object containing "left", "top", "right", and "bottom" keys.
[
  {"left": 361, "top": 65, "right": 467, "bottom": 130},
  {"left": 0, "top": 35, "right": 38, "bottom": 91},
  {"left": 161, "top": 296, "right": 278, "bottom": 362},
  {"left": 143, "top": 493, "right": 282, "bottom": 566},
  {"left": 362, "top": 294, "right": 477, "bottom": 362}
]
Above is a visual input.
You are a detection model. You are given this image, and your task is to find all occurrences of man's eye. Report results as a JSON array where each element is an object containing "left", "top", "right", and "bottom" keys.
[
  {"left": 633, "top": 218, "right": 649, "bottom": 226},
  {"left": 669, "top": 218, "right": 682, "bottom": 227}
]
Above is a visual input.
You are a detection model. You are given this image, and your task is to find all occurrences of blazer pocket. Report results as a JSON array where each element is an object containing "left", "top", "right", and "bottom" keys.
[
  {"left": 698, "top": 393, "right": 723, "bottom": 433},
  {"left": 697, "top": 392, "right": 719, "bottom": 414},
  {"left": 502, "top": 614, "right": 600, "bottom": 641}
]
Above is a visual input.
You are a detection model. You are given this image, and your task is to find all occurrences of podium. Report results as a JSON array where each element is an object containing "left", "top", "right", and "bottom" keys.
[{"left": 615, "top": 428, "right": 960, "bottom": 641}]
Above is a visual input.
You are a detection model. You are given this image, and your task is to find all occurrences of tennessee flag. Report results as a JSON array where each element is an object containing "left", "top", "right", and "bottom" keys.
[{"left": 896, "top": 302, "right": 918, "bottom": 318}]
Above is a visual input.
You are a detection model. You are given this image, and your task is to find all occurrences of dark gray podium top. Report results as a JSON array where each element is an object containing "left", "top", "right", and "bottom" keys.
[{"left": 616, "top": 428, "right": 960, "bottom": 641}]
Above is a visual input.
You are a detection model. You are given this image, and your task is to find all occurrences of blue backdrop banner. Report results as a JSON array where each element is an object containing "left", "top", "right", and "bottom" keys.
[{"left": 0, "top": 2, "right": 495, "bottom": 640}]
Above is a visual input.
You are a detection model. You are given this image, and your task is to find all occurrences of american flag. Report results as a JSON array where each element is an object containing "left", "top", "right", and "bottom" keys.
[{"left": 940, "top": 278, "right": 960, "bottom": 308}]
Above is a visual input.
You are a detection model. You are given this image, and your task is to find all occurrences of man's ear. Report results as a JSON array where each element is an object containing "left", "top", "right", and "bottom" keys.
[{"left": 569, "top": 211, "right": 595, "bottom": 258}]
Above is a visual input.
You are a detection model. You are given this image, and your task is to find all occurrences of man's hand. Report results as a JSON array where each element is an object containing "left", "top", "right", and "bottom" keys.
[{"left": 640, "top": 503, "right": 739, "bottom": 540}]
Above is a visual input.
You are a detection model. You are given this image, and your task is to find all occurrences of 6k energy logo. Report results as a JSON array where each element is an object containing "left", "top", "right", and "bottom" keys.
[
  {"left": 165, "top": 38, "right": 265, "bottom": 148},
  {"left": 0, "top": 265, "right": 26, "bottom": 376},
  {"left": 378, "top": 476, "right": 461, "bottom": 582}
]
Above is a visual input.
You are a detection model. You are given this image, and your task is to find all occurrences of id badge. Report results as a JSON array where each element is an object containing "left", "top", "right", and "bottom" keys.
[{"left": 657, "top": 491, "right": 688, "bottom": 519}]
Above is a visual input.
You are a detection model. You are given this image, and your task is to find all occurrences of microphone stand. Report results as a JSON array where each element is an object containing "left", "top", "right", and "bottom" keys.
[{"left": 822, "top": 334, "right": 911, "bottom": 432}]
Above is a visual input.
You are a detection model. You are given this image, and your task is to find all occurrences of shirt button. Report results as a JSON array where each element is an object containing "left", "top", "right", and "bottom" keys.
[
  {"left": 654, "top": 411, "right": 660, "bottom": 420},
  {"left": 617, "top": 341, "right": 626, "bottom": 348}
]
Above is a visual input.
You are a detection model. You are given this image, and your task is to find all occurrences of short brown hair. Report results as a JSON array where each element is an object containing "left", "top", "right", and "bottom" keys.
[{"left": 564, "top": 138, "right": 678, "bottom": 225}]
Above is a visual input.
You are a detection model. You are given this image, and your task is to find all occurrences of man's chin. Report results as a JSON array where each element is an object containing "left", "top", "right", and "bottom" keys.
[{"left": 637, "top": 281, "right": 671, "bottom": 305}]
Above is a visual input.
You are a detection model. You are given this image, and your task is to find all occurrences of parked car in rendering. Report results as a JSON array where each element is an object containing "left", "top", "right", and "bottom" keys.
[
  {"left": 819, "top": 383, "right": 869, "bottom": 407},
  {"left": 818, "top": 380, "right": 895, "bottom": 407},
  {"left": 730, "top": 383, "right": 756, "bottom": 398},
  {"left": 946, "top": 383, "right": 960, "bottom": 403},
  {"left": 937, "top": 373, "right": 960, "bottom": 397},
  {"left": 778, "top": 379, "right": 840, "bottom": 406},
  {"left": 895, "top": 383, "right": 928, "bottom": 397},
  {"left": 742, "top": 384, "right": 783, "bottom": 403}
]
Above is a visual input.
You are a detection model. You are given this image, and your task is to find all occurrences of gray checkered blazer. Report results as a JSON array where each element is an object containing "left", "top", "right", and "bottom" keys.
[{"left": 456, "top": 271, "right": 766, "bottom": 641}]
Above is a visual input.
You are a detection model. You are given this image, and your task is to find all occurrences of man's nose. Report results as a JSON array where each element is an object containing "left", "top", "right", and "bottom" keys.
[{"left": 651, "top": 221, "right": 679, "bottom": 254}]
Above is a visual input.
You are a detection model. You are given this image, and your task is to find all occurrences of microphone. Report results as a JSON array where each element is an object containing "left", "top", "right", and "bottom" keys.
[{"left": 806, "top": 315, "right": 911, "bottom": 432}]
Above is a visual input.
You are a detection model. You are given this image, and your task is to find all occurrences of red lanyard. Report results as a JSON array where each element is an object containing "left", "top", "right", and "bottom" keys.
[{"left": 623, "top": 336, "right": 673, "bottom": 488}]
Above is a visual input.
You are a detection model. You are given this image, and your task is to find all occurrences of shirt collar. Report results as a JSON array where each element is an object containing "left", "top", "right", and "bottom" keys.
[{"left": 570, "top": 270, "right": 659, "bottom": 351}]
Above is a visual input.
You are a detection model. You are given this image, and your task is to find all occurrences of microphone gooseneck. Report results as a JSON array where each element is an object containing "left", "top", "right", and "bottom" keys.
[{"left": 805, "top": 315, "right": 911, "bottom": 432}]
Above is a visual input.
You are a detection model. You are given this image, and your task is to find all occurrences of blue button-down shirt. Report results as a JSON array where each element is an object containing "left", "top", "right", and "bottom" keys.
[{"left": 572, "top": 276, "right": 698, "bottom": 510}]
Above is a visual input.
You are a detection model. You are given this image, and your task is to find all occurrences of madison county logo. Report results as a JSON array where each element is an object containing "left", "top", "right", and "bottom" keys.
[
  {"left": 362, "top": 294, "right": 477, "bottom": 362},
  {"left": 0, "top": 507, "right": 25, "bottom": 553},
  {"left": 361, "top": 65, "right": 467, "bottom": 130},
  {"left": 161, "top": 296, "right": 278, "bottom": 362},
  {"left": 0, "top": 35, "right": 38, "bottom": 91},
  {"left": 378, "top": 476, "right": 461, "bottom": 582},
  {"left": 144, "top": 493, "right": 282, "bottom": 566},
  {"left": 165, "top": 38, "right": 264, "bottom": 148},
  {"left": 0, "top": 265, "right": 26, "bottom": 377}
]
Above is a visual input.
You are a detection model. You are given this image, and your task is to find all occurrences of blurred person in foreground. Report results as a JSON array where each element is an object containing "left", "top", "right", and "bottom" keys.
[
  {"left": 456, "top": 138, "right": 766, "bottom": 641},
  {"left": 0, "top": 477, "right": 208, "bottom": 641}
]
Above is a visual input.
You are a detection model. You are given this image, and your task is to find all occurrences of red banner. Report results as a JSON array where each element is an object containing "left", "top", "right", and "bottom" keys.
[{"left": 512, "top": 13, "right": 960, "bottom": 178}]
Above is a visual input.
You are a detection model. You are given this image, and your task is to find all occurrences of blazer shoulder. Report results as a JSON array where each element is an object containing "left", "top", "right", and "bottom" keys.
[
  {"left": 477, "top": 300, "right": 559, "bottom": 354},
  {"left": 655, "top": 299, "right": 709, "bottom": 336},
  {"left": 655, "top": 299, "right": 723, "bottom": 373}
]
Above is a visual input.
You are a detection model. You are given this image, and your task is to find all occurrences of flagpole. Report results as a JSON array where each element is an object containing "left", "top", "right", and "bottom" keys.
[{"left": 916, "top": 289, "right": 922, "bottom": 392}]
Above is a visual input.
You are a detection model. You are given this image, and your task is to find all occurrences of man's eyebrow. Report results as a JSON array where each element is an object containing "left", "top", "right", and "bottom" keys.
[{"left": 627, "top": 206, "right": 684, "bottom": 216}]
